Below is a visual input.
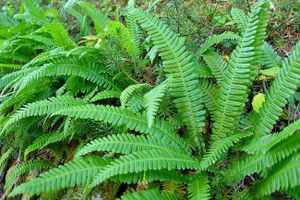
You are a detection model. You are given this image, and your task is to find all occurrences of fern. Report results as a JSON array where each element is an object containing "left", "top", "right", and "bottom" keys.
[
  {"left": 200, "top": 130, "right": 252, "bottom": 170},
  {"left": 120, "top": 83, "right": 150, "bottom": 108},
  {"left": 77, "top": 1, "right": 108, "bottom": 34},
  {"left": 254, "top": 153, "right": 300, "bottom": 197},
  {"left": 4, "top": 160, "right": 53, "bottom": 193},
  {"left": 254, "top": 41, "right": 300, "bottom": 135},
  {"left": 198, "top": 32, "right": 241, "bottom": 55},
  {"left": 9, "top": 156, "right": 106, "bottom": 196},
  {"left": 91, "top": 149, "right": 200, "bottom": 187},
  {"left": 75, "top": 134, "right": 179, "bottom": 157},
  {"left": 188, "top": 173, "right": 210, "bottom": 200},
  {"left": 199, "top": 79, "right": 218, "bottom": 118},
  {"left": 0, "top": 148, "right": 13, "bottom": 169},
  {"left": 24, "top": 132, "right": 72, "bottom": 159},
  {"left": 212, "top": 0, "right": 270, "bottom": 140},
  {"left": 53, "top": 104, "right": 190, "bottom": 154},
  {"left": 144, "top": 79, "right": 169, "bottom": 127},
  {"left": 202, "top": 50, "right": 228, "bottom": 84},
  {"left": 120, "top": 189, "right": 180, "bottom": 200},
  {"left": 134, "top": 8, "right": 206, "bottom": 145},
  {"left": 260, "top": 42, "right": 282, "bottom": 69},
  {"left": 90, "top": 90, "right": 121, "bottom": 102},
  {"left": 2, "top": 96, "right": 86, "bottom": 133},
  {"left": 230, "top": 7, "right": 248, "bottom": 33}
]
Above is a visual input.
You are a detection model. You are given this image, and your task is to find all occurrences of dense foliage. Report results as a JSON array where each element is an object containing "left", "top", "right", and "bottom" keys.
[{"left": 0, "top": 0, "right": 299, "bottom": 199}]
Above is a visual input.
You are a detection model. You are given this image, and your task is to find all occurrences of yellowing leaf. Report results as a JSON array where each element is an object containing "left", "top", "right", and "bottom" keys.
[
  {"left": 260, "top": 67, "right": 280, "bottom": 77},
  {"left": 252, "top": 93, "right": 265, "bottom": 112}
]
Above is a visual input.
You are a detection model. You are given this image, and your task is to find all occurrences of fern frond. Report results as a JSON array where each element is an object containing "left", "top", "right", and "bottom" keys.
[
  {"left": 0, "top": 63, "right": 22, "bottom": 70},
  {"left": 76, "top": 134, "right": 178, "bottom": 157},
  {"left": 38, "top": 22, "right": 76, "bottom": 50},
  {"left": 90, "top": 90, "right": 121, "bottom": 102},
  {"left": 241, "top": 119, "right": 300, "bottom": 154},
  {"left": 4, "top": 160, "right": 53, "bottom": 193},
  {"left": 254, "top": 41, "right": 300, "bottom": 135},
  {"left": 231, "top": 8, "right": 248, "bottom": 33},
  {"left": 254, "top": 153, "right": 300, "bottom": 197},
  {"left": 120, "top": 189, "right": 180, "bottom": 200},
  {"left": 77, "top": 1, "right": 109, "bottom": 34},
  {"left": 54, "top": 104, "right": 190, "bottom": 154},
  {"left": 19, "top": 35, "right": 56, "bottom": 49},
  {"left": 0, "top": 148, "right": 13, "bottom": 168},
  {"left": 126, "top": 0, "right": 140, "bottom": 60},
  {"left": 224, "top": 133, "right": 300, "bottom": 184},
  {"left": 24, "top": 132, "right": 72, "bottom": 159},
  {"left": 202, "top": 50, "right": 228, "bottom": 84},
  {"left": 0, "top": 68, "right": 36, "bottom": 90},
  {"left": 2, "top": 96, "right": 86, "bottom": 133},
  {"left": 212, "top": 0, "right": 270, "bottom": 140},
  {"left": 199, "top": 79, "right": 218, "bottom": 118},
  {"left": 9, "top": 156, "right": 106, "bottom": 197},
  {"left": 200, "top": 130, "right": 252, "bottom": 170},
  {"left": 198, "top": 32, "right": 241, "bottom": 55},
  {"left": 91, "top": 150, "right": 200, "bottom": 187},
  {"left": 188, "top": 172, "right": 210, "bottom": 200},
  {"left": 260, "top": 42, "right": 282, "bottom": 69},
  {"left": 144, "top": 80, "right": 169, "bottom": 127},
  {"left": 112, "top": 170, "right": 189, "bottom": 184},
  {"left": 120, "top": 83, "right": 150, "bottom": 107},
  {"left": 15, "top": 59, "right": 119, "bottom": 92},
  {"left": 134, "top": 9, "right": 206, "bottom": 144}
]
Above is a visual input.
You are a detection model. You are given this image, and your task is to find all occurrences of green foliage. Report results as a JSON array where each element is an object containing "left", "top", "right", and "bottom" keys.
[{"left": 0, "top": 0, "right": 299, "bottom": 199}]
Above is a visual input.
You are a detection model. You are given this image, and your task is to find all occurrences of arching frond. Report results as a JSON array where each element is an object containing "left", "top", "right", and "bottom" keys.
[
  {"left": 144, "top": 79, "right": 169, "bottom": 127},
  {"left": 120, "top": 83, "right": 150, "bottom": 107},
  {"left": 54, "top": 104, "right": 190, "bottom": 154},
  {"left": 198, "top": 32, "right": 241, "bottom": 55},
  {"left": 254, "top": 41, "right": 300, "bottom": 135},
  {"left": 121, "top": 189, "right": 180, "bottom": 200},
  {"left": 75, "top": 134, "right": 178, "bottom": 157},
  {"left": 9, "top": 156, "right": 106, "bottom": 197},
  {"left": 90, "top": 90, "right": 121, "bottom": 102},
  {"left": 91, "top": 150, "right": 200, "bottom": 187},
  {"left": 188, "top": 172, "right": 210, "bottom": 200},
  {"left": 231, "top": 8, "right": 248, "bottom": 33}
]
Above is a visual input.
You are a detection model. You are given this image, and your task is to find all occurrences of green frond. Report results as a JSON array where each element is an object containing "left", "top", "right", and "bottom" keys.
[
  {"left": 231, "top": 8, "right": 248, "bottom": 33},
  {"left": 120, "top": 189, "right": 180, "bottom": 200},
  {"left": 90, "top": 90, "right": 121, "bottom": 102},
  {"left": 4, "top": 160, "right": 53, "bottom": 193},
  {"left": 91, "top": 150, "right": 200, "bottom": 187},
  {"left": 288, "top": 187, "right": 300, "bottom": 199},
  {"left": 212, "top": 0, "right": 270, "bottom": 140},
  {"left": 144, "top": 80, "right": 169, "bottom": 127},
  {"left": 0, "top": 147, "right": 13, "bottom": 168},
  {"left": 24, "top": 132, "right": 72, "bottom": 159},
  {"left": 254, "top": 41, "right": 300, "bottom": 135},
  {"left": 107, "top": 21, "right": 137, "bottom": 60},
  {"left": 224, "top": 133, "right": 300, "bottom": 184},
  {"left": 76, "top": 134, "right": 178, "bottom": 157},
  {"left": 14, "top": 59, "right": 119, "bottom": 92},
  {"left": 112, "top": 170, "right": 189, "bottom": 184},
  {"left": 188, "top": 172, "right": 210, "bottom": 200},
  {"left": 260, "top": 42, "right": 282, "bottom": 69},
  {"left": 199, "top": 79, "right": 218, "bottom": 118},
  {"left": 77, "top": 1, "right": 109, "bottom": 34},
  {"left": 19, "top": 35, "right": 56, "bottom": 49},
  {"left": 202, "top": 50, "right": 228, "bottom": 84},
  {"left": 53, "top": 104, "right": 190, "bottom": 154},
  {"left": 39, "top": 22, "right": 76, "bottom": 50},
  {"left": 127, "top": 95, "right": 144, "bottom": 112},
  {"left": 120, "top": 83, "right": 150, "bottom": 108},
  {"left": 198, "top": 32, "right": 241, "bottom": 55},
  {"left": 0, "top": 63, "right": 22, "bottom": 70},
  {"left": 200, "top": 130, "right": 252, "bottom": 170},
  {"left": 9, "top": 156, "right": 106, "bottom": 197},
  {"left": 241, "top": 119, "right": 300, "bottom": 154},
  {"left": 134, "top": 8, "right": 206, "bottom": 145},
  {"left": 0, "top": 67, "right": 35, "bottom": 90},
  {"left": 126, "top": 0, "right": 140, "bottom": 60},
  {"left": 254, "top": 153, "right": 300, "bottom": 197},
  {"left": 2, "top": 96, "right": 86, "bottom": 133}
]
